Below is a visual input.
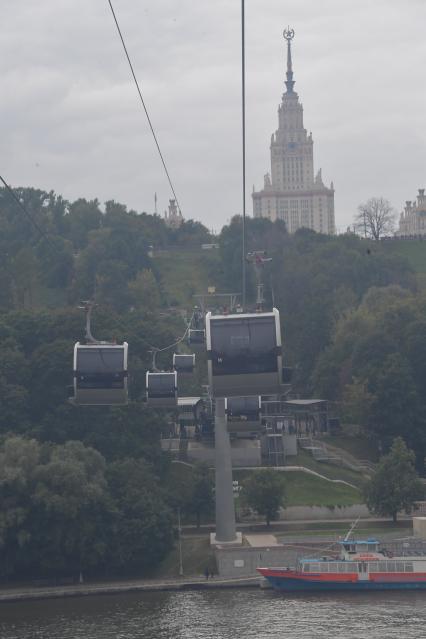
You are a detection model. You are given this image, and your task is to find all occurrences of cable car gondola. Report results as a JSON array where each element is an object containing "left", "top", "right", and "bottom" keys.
[
  {"left": 73, "top": 342, "right": 128, "bottom": 405},
  {"left": 173, "top": 353, "right": 195, "bottom": 374},
  {"left": 188, "top": 328, "right": 205, "bottom": 345},
  {"left": 206, "top": 308, "right": 283, "bottom": 397},
  {"left": 225, "top": 396, "right": 262, "bottom": 435},
  {"left": 146, "top": 371, "right": 178, "bottom": 407}
]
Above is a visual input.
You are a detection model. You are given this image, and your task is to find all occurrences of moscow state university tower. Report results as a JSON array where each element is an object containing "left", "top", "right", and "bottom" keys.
[{"left": 252, "top": 29, "right": 335, "bottom": 234}]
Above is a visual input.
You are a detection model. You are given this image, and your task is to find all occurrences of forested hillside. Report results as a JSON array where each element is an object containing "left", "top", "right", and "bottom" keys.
[{"left": 0, "top": 185, "right": 424, "bottom": 580}]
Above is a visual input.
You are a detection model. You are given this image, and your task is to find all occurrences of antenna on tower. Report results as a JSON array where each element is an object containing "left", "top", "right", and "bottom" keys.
[{"left": 154, "top": 192, "right": 158, "bottom": 215}]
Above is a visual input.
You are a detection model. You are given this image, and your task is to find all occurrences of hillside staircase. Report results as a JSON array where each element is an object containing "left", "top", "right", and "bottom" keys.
[
  {"left": 298, "top": 437, "right": 376, "bottom": 476},
  {"left": 265, "top": 433, "right": 285, "bottom": 466}
]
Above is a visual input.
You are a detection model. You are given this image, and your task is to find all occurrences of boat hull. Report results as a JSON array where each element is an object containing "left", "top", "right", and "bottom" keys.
[{"left": 262, "top": 574, "right": 426, "bottom": 592}]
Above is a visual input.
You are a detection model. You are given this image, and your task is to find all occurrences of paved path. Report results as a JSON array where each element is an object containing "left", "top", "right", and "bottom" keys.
[
  {"left": 245, "top": 534, "right": 280, "bottom": 547},
  {"left": 0, "top": 575, "right": 260, "bottom": 603}
]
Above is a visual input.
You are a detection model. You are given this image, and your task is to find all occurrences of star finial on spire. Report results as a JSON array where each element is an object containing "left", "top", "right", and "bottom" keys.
[{"left": 283, "top": 27, "right": 296, "bottom": 94}]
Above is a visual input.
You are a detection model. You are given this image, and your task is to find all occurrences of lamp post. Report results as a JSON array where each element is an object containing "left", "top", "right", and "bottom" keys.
[{"left": 177, "top": 507, "right": 184, "bottom": 577}]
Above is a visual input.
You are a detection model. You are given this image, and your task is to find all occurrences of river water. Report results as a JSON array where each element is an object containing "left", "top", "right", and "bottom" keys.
[{"left": 1, "top": 588, "right": 426, "bottom": 639}]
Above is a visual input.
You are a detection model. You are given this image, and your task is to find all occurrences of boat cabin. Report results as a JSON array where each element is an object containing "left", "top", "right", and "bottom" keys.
[
  {"left": 298, "top": 559, "right": 415, "bottom": 574},
  {"left": 340, "top": 539, "right": 381, "bottom": 559}
]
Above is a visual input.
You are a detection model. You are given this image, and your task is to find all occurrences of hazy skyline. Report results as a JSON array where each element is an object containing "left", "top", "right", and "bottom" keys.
[{"left": 1, "top": 0, "right": 425, "bottom": 233}]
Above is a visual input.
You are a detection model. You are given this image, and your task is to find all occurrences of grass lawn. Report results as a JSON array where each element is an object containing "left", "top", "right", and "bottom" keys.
[
  {"left": 284, "top": 471, "right": 362, "bottom": 507},
  {"left": 151, "top": 536, "right": 216, "bottom": 578},
  {"left": 287, "top": 449, "right": 367, "bottom": 487},
  {"left": 155, "top": 250, "right": 222, "bottom": 307},
  {"left": 278, "top": 520, "right": 412, "bottom": 538},
  {"left": 322, "top": 434, "right": 379, "bottom": 463},
  {"left": 383, "top": 239, "right": 426, "bottom": 274},
  {"left": 233, "top": 466, "right": 362, "bottom": 508}
]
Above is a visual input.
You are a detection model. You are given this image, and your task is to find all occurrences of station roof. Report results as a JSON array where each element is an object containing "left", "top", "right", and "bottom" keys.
[
  {"left": 177, "top": 397, "right": 204, "bottom": 408},
  {"left": 284, "top": 399, "right": 326, "bottom": 406}
]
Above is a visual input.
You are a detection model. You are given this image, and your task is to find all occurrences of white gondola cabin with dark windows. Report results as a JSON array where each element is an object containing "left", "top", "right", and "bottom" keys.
[
  {"left": 206, "top": 308, "right": 283, "bottom": 397},
  {"left": 73, "top": 342, "right": 128, "bottom": 405},
  {"left": 188, "top": 328, "right": 205, "bottom": 345},
  {"left": 146, "top": 371, "right": 178, "bottom": 407},
  {"left": 225, "top": 396, "right": 262, "bottom": 434},
  {"left": 173, "top": 353, "right": 195, "bottom": 374}
]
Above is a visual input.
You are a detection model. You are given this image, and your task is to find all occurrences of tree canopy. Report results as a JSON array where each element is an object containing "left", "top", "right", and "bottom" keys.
[
  {"left": 364, "top": 438, "right": 424, "bottom": 521},
  {"left": 354, "top": 197, "right": 397, "bottom": 240},
  {"left": 242, "top": 469, "right": 286, "bottom": 526},
  {"left": 1, "top": 183, "right": 425, "bottom": 579}
]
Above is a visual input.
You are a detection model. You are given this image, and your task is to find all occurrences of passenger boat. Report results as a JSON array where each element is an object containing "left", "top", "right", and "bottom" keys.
[{"left": 257, "top": 537, "right": 426, "bottom": 591}]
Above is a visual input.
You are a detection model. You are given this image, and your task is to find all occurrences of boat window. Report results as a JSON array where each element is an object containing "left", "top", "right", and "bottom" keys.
[
  {"left": 387, "top": 561, "right": 396, "bottom": 572},
  {"left": 368, "top": 562, "right": 379, "bottom": 572},
  {"left": 404, "top": 562, "right": 413, "bottom": 572},
  {"left": 310, "top": 563, "right": 320, "bottom": 572},
  {"left": 320, "top": 563, "right": 329, "bottom": 572},
  {"left": 303, "top": 563, "right": 310, "bottom": 572},
  {"left": 395, "top": 562, "right": 404, "bottom": 572}
]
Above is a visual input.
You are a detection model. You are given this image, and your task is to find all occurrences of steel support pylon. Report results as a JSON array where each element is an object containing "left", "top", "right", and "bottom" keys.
[{"left": 214, "top": 397, "right": 237, "bottom": 542}]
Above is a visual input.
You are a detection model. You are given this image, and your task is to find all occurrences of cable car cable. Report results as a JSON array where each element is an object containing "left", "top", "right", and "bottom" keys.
[
  {"left": 107, "top": 0, "right": 182, "bottom": 214},
  {"left": 147, "top": 310, "right": 196, "bottom": 356},
  {"left": 0, "top": 174, "right": 61, "bottom": 254}
]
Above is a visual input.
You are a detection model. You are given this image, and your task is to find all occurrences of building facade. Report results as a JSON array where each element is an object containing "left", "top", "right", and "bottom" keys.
[
  {"left": 252, "top": 29, "right": 335, "bottom": 235},
  {"left": 164, "top": 198, "right": 183, "bottom": 229},
  {"left": 396, "top": 189, "right": 426, "bottom": 236}
]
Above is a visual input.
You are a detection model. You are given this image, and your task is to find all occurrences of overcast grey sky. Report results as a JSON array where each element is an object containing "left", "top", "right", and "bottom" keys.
[{"left": 1, "top": 0, "right": 425, "bottom": 233}]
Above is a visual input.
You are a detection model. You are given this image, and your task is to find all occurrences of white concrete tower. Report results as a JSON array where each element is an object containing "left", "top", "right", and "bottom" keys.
[{"left": 252, "top": 28, "right": 335, "bottom": 234}]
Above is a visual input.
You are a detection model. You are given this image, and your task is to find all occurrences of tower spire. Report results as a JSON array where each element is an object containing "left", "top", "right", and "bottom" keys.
[{"left": 283, "top": 27, "right": 296, "bottom": 94}]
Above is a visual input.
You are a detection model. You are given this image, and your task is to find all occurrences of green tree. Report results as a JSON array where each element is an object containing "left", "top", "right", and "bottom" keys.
[
  {"left": 364, "top": 438, "right": 424, "bottom": 522},
  {"left": 164, "top": 462, "right": 214, "bottom": 527},
  {"left": 367, "top": 353, "right": 420, "bottom": 445},
  {"left": 0, "top": 437, "right": 41, "bottom": 577},
  {"left": 341, "top": 378, "right": 374, "bottom": 428},
  {"left": 188, "top": 463, "right": 214, "bottom": 528},
  {"left": 11, "top": 247, "right": 40, "bottom": 308},
  {"left": 354, "top": 196, "right": 396, "bottom": 240},
  {"left": 106, "top": 458, "right": 174, "bottom": 574},
  {"left": 242, "top": 469, "right": 286, "bottom": 527},
  {"left": 128, "top": 269, "right": 161, "bottom": 310},
  {"left": 0, "top": 376, "right": 29, "bottom": 434},
  {"left": 33, "top": 440, "right": 109, "bottom": 577}
]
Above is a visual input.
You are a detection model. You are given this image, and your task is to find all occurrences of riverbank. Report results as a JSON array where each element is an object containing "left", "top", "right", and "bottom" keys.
[
  {"left": 0, "top": 518, "right": 413, "bottom": 603},
  {"left": 0, "top": 575, "right": 261, "bottom": 603}
]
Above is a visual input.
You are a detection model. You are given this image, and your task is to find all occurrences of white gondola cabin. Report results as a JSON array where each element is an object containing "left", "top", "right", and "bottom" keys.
[
  {"left": 173, "top": 353, "right": 195, "bottom": 374},
  {"left": 225, "top": 396, "right": 262, "bottom": 434},
  {"left": 206, "top": 308, "right": 283, "bottom": 397},
  {"left": 146, "top": 371, "right": 178, "bottom": 407},
  {"left": 188, "top": 328, "right": 205, "bottom": 345},
  {"left": 73, "top": 342, "right": 128, "bottom": 405}
]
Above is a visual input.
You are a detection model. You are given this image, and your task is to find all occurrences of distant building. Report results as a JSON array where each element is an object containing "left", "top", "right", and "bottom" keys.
[
  {"left": 396, "top": 189, "right": 426, "bottom": 236},
  {"left": 252, "top": 29, "right": 335, "bottom": 235},
  {"left": 164, "top": 198, "right": 183, "bottom": 228}
]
